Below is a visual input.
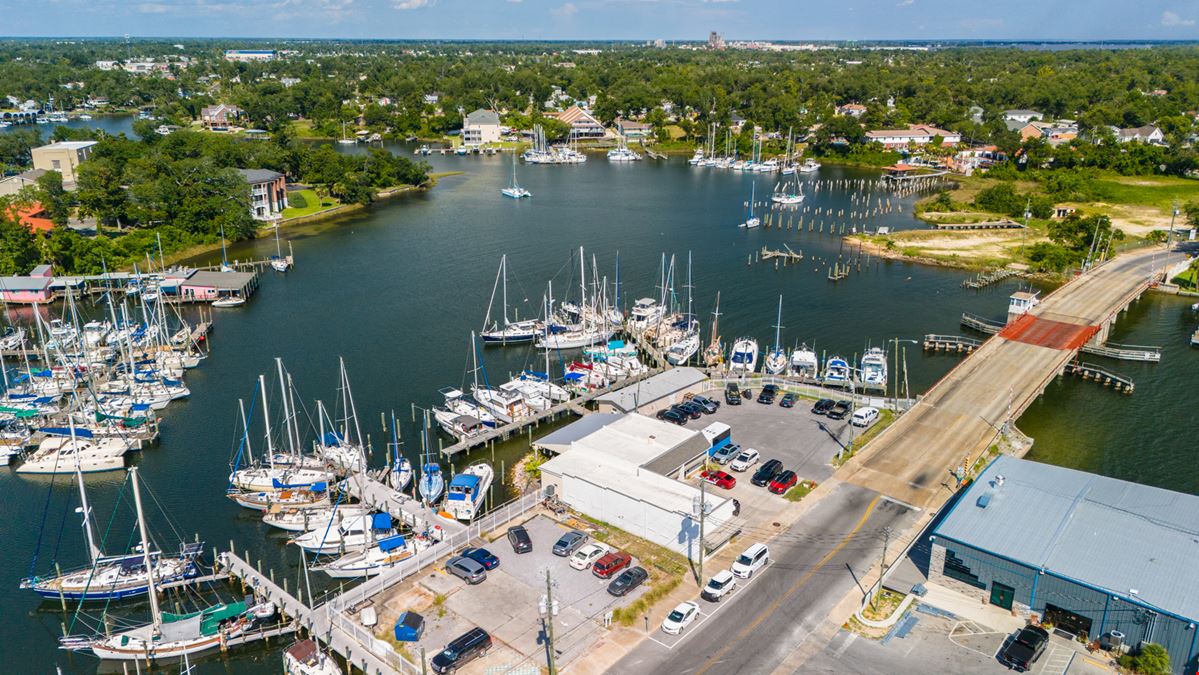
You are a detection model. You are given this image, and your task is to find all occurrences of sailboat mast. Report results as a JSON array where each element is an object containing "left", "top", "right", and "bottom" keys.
[
  {"left": 75, "top": 458, "right": 100, "bottom": 564},
  {"left": 275, "top": 358, "right": 295, "bottom": 456},
  {"left": 239, "top": 397, "right": 254, "bottom": 467},
  {"left": 259, "top": 374, "right": 275, "bottom": 467},
  {"left": 340, "top": 357, "right": 363, "bottom": 449},
  {"left": 501, "top": 255, "right": 509, "bottom": 327},
  {"left": 130, "top": 467, "right": 162, "bottom": 633}
]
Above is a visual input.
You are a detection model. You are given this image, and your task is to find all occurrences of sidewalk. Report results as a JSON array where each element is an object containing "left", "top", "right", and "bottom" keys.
[{"left": 919, "top": 582, "right": 1025, "bottom": 635}]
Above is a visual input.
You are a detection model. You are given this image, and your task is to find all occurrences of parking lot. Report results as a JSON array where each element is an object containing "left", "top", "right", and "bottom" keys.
[{"left": 379, "top": 514, "right": 650, "bottom": 673}]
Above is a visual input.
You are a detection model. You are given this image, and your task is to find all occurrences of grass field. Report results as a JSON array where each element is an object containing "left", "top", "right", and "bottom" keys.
[
  {"left": 1090, "top": 175, "right": 1199, "bottom": 210},
  {"left": 281, "top": 189, "right": 339, "bottom": 219}
]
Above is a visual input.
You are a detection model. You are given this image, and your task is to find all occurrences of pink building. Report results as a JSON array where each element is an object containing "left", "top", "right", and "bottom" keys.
[{"left": 0, "top": 264, "right": 54, "bottom": 304}]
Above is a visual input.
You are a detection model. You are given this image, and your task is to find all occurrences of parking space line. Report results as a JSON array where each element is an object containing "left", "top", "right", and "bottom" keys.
[
  {"left": 947, "top": 620, "right": 1009, "bottom": 659},
  {"left": 644, "top": 561, "right": 776, "bottom": 652}
]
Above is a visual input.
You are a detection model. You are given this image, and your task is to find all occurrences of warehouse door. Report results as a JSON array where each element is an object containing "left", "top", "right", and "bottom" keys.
[
  {"left": 990, "top": 581, "right": 1015, "bottom": 610},
  {"left": 1043, "top": 604, "right": 1093, "bottom": 638}
]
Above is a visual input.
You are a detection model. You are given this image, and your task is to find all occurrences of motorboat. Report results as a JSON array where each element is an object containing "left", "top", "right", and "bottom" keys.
[
  {"left": 443, "top": 462, "right": 493, "bottom": 521},
  {"left": 788, "top": 345, "right": 819, "bottom": 380},
  {"left": 432, "top": 407, "right": 488, "bottom": 441},
  {"left": 823, "top": 355, "right": 852, "bottom": 385},
  {"left": 628, "top": 298, "right": 665, "bottom": 330},
  {"left": 798, "top": 158, "right": 821, "bottom": 173},
  {"left": 607, "top": 146, "right": 642, "bottom": 162},
  {"left": 283, "top": 639, "right": 343, "bottom": 675},
  {"left": 859, "top": 347, "right": 888, "bottom": 388},
  {"left": 211, "top": 295, "right": 246, "bottom": 308},
  {"left": 290, "top": 512, "right": 397, "bottom": 554},
  {"left": 728, "top": 338, "right": 759, "bottom": 374}
]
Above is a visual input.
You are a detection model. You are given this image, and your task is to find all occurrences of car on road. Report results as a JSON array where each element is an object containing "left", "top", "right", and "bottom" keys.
[
  {"left": 729, "top": 448, "right": 760, "bottom": 472},
  {"left": 851, "top": 406, "right": 880, "bottom": 428},
  {"left": 811, "top": 398, "right": 835, "bottom": 415},
  {"left": 711, "top": 442, "right": 741, "bottom": 465},
  {"left": 689, "top": 395, "right": 719, "bottom": 414},
  {"left": 750, "top": 459, "right": 784, "bottom": 487},
  {"left": 675, "top": 402, "right": 704, "bottom": 419},
  {"left": 756, "top": 384, "right": 778, "bottom": 404},
  {"left": 552, "top": 530, "right": 589, "bottom": 557},
  {"left": 779, "top": 392, "right": 798, "bottom": 408},
  {"left": 700, "top": 469, "right": 736, "bottom": 490},
  {"left": 445, "top": 556, "right": 487, "bottom": 585},
  {"left": 998, "top": 625, "right": 1050, "bottom": 672},
  {"left": 460, "top": 547, "right": 499, "bottom": 570},
  {"left": 431, "top": 627, "right": 492, "bottom": 674},
  {"left": 506, "top": 525, "right": 532, "bottom": 554},
  {"left": 660, "top": 601, "right": 701, "bottom": 635},
  {"left": 656, "top": 408, "right": 687, "bottom": 425},
  {"left": 607, "top": 565, "right": 649, "bottom": 597},
  {"left": 724, "top": 383, "right": 741, "bottom": 405},
  {"left": 569, "top": 542, "right": 611, "bottom": 571},
  {"left": 768, "top": 470, "right": 798, "bottom": 494},
  {"left": 826, "top": 400, "right": 852, "bottom": 420},
  {"left": 730, "top": 543, "right": 770, "bottom": 578},
  {"left": 700, "top": 570, "right": 737, "bottom": 602},
  {"left": 592, "top": 551, "right": 633, "bottom": 579}
]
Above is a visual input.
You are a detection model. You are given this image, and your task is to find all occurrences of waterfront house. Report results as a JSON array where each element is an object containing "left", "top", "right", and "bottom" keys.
[
  {"left": 159, "top": 269, "right": 258, "bottom": 302},
  {"left": 836, "top": 103, "right": 867, "bottom": 118},
  {"left": 235, "top": 169, "right": 288, "bottom": 220},
  {"left": 615, "top": 118, "right": 652, "bottom": 139},
  {"left": 546, "top": 106, "right": 606, "bottom": 140},
  {"left": 0, "top": 265, "right": 54, "bottom": 304},
  {"left": 729, "top": 112, "right": 748, "bottom": 134},
  {"left": 200, "top": 103, "right": 243, "bottom": 131},
  {"left": 864, "top": 124, "right": 961, "bottom": 149},
  {"left": 0, "top": 168, "right": 46, "bottom": 197},
  {"left": 1115, "top": 124, "right": 1165, "bottom": 145},
  {"left": 462, "top": 109, "right": 501, "bottom": 147},
  {"left": 31, "top": 141, "right": 97, "bottom": 189}
]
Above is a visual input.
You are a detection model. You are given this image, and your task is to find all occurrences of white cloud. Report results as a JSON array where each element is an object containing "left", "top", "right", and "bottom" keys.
[
  {"left": 136, "top": 2, "right": 172, "bottom": 12},
  {"left": 1161, "top": 10, "right": 1195, "bottom": 27},
  {"left": 897, "top": 0, "right": 914, "bottom": 6},
  {"left": 551, "top": 1, "right": 577, "bottom": 18},
  {"left": 393, "top": 0, "right": 430, "bottom": 9}
]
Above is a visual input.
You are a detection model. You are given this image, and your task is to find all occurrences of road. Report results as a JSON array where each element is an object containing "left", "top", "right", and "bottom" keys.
[{"left": 611, "top": 481, "right": 917, "bottom": 675}]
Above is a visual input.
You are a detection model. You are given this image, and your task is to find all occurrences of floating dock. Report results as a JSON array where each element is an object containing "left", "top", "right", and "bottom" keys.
[{"left": 923, "top": 334, "right": 982, "bottom": 354}]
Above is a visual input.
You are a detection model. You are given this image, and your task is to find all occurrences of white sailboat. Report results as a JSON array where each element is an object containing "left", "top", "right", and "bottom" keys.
[
  {"left": 739, "top": 182, "right": 760, "bottom": 228},
  {"left": 290, "top": 512, "right": 397, "bottom": 554},
  {"left": 229, "top": 370, "right": 335, "bottom": 492},
  {"left": 262, "top": 504, "right": 371, "bottom": 533},
  {"left": 284, "top": 639, "right": 344, "bottom": 675},
  {"left": 417, "top": 414, "right": 444, "bottom": 505},
  {"left": 763, "top": 296, "right": 788, "bottom": 375},
  {"left": 387, "top": 412, "right": 413, "bottom": 492},
  {"left": 501, "top": 152, "right": 531, "bottom": 198},
  {"left": 271, "top": 224, "right": 291, "bottom": 272},
  {"left": 481, "top": 255, "right": 539, "bottom": 344}
]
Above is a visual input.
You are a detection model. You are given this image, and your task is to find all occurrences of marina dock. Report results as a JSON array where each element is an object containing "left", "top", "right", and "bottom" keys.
[
  {"left": 922, "top": 334, "right": 982, "bottom": 354},
  {"left": 961, "top": 267, "right": 1019, "bottom": 289},
  {"left": 936, "top": 219, "right": 1023, "bottom": 231},
  {"left": 759, "top": 245, "right": 804, "bottom": 263}
]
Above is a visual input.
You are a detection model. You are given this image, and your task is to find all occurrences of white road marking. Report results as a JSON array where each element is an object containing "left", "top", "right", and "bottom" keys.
[{"left": 833, "top": 632, "right": 858, "bottom": 658}]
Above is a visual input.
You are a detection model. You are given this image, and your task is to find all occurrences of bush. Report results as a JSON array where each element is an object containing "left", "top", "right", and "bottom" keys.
[
  {"left": 611, "top": 575, "right": 682, "bottom": 626},
  {"left": 1118, "top": 642, "right": 1171, "bottom": 675},
  {"left": 288, "top": 191, "right": 308, "bottom": 209},
  {"left": 974, "top": 183, "right": 1023, "bottom": 216}
]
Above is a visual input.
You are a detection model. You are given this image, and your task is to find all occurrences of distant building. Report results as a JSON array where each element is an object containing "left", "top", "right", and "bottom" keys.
[
  {"left": 1002, "top": 109, "right": 1043, "bottom": 124},
  {"left": 31, "top": 141, "right": 97, "bottom": 189},
  {"left": 1019, "top": 121, "right": 1078, "bottom": 146},
  {"left": 279, "top": 77, "right": 301, "bottom": 88},
  {"left": 615, "top": 118, "right": 652, "bottom": 139},
  {"left": 0, "top": 169, "right": 47, "bottom": 197},
  {"left": 462, "top": 109, "right": 501, "bottom": 146},
  {"left": 224, "top": 50, "right": 276, "bottom": 62},
  {"left": 235, "top": 169, "right": 288, "bottom": 220},
  {"left": 5, "top": 202, "right": 54, "bottom": 233},
  {"left": 707, "top": 31, "right": 726, "bottom": 50},
  {"left": 729, "top": 112, "right": 748, "bottom": 134},
  {"left": 1115, "top": 124, "right": 1165, "bottom": 145},
  {"left": 546, "top": 106, "right": 606, "bottom": 140},
  {"left": 864, "top": 124, "right": 961, "bottom": 149},
  {"left": 94, "top": 60, "right": 118, "bottom": 71},
  {"left": 200, "top": 103, "right": 243, "bottom": 131},
  {"left": 836, "top": 103, "right": 867, "bottom": 118}
]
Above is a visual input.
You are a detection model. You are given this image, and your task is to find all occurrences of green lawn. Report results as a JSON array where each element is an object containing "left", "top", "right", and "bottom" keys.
[
  {"left": 1090, "top": 175, "right": 1199, "bottom": 210},
  {"left": 281, "top": 189, "right": 339, "bottom": 219}
]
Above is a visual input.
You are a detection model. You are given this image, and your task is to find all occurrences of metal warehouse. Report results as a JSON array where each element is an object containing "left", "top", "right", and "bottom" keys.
[{"left": 930, "top": 455, "right": 1199, "bottom": 674}]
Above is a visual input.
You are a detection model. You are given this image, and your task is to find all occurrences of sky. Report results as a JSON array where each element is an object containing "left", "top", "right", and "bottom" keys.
[{"left": 1, "top": 0, "right": 1198, "bottom": 41}]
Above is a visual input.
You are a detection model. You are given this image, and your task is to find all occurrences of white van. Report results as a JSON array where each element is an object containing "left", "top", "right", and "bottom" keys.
[
  {"left": 850, "top": 406, "right": 880, "bottom": 428},
  {"left": 730, "top": 543, "right": 769, "bottom": 578}
]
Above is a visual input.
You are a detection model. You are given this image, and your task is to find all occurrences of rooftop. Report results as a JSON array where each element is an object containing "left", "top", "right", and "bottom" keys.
[
  {"left": 235, "top": 168, "right": 284, "bottom": 184},
  {"left": 37, "top": 141, "right": 97, "bottom": 151},
  {"left": 594, "top": 367, "right": 708, "bottom": 413},
  {"left": 464, "top": 109, "right": 500, "bottom": 126},
  {"left": 184, "top": 270, "right": 256, "bottom": 292},
  {"left": 935, "top": 456, "right": 1199, "bottom": 621}
]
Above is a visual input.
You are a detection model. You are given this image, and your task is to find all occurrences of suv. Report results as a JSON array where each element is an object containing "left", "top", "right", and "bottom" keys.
[
  {"left": 431, "top": 627, "right": 492, "bottom": 674},
  {"left": 769, "top": 470, "right": 798, "bottom": 494},
  {"left": 711, "top": 442, "right": 741, "bottom": 465},
  {"left": 725, "top": 383, "right": 742, "bottom": 405},
  {"left": 811, "top": 398, "right": 835, "bottom": 415},
  {"left": 690, "top": 395, "right": 719, "bottom": 414},
  {"left": 756, "top": 384, "right": 778, "bottom": 404},
  {"left": 446, "top": 556, "right": 487, "bottom": 584},
  {"left": 506, "top": 525, "right": 532, "bottom": 554},
  {"left": 656, "top": 408, "right": 687, "bottom": 425},
  {"left": 552, "top": 530, "right": 588, "bottom": 557},
  {"left": 592, "top": 551, "right": 633, "bottom": 578},
  {"left": 751, "top": 459, "right": 784, "bottom": 487},
  {"left": 999, "top": 625, "right": 1050, "bottom": 672},
  {"left": 729, "top": 448, "right": 760, "bottom": 472},
  {"left": 730, "top": 543, "right": 769, "bottom": 578},
  {"left": 827, "top": 400, "right": 852, "bottom": 420},
  {"left": 700, "top": 569, "right": 737, "bottom": 602}
]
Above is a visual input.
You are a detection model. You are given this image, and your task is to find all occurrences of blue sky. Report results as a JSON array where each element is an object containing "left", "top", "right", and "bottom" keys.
[{"left": 2, "top": 0, "right": 1198, "bottom": 40}]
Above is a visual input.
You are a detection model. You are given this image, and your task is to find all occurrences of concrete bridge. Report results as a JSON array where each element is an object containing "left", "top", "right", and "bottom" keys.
[{"left": 843, "top": 247, "right": 1185, "bottom": 508}]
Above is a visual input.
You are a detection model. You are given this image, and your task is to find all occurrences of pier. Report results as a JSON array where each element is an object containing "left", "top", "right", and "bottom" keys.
[
  {"left": 759, "top": 245, "right": 804, "bottom": 263},
  {"left": 922, "top": 334, "right": 982, "bottom": 354},
  {"left": 961, "top": 267, "right": 1019, "bottom": 289},
  {"left": 1063, "top": 361, "right": 1135, "bottom": 394},
  {"left": 936, "top": 219, "right": 1023, "bottom": 231}
]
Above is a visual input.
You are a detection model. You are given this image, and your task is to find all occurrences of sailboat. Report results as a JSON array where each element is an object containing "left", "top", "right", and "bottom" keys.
[
  {"left": 284, "top": 639, "right": 344, "bottom": 675},
  {"left": 312, "top": 359, "right": 368, "bottom": 473},
  {"left": 270, "top": 224, "right": 291, "bottom": 272},
  {"left": 664, "top": 252, "right": 699, "bottom": 366},
  {"left": 387, "top": 412, "right": 413, "bottom": 492},
  {"left": 763, "top": 296, "right": 788, "bottom": 375},
  {"left": 228, "top": 369, "right": 335, "bottom": 492},
  {"left": 219, "top": 224, "right": 235, "bottom": 273},
  {"left": 501, "top": 152, "right": 531, "bottom": 198},
  {"left": 739, "top": 182, "right": 760, "bottom": 228},
  {"left": 337, "top": 121, "right": 356, "bottom": 145},
  {"left": 703, "top": 292, "right": 724, "bottom": 367},
  {"left": 481, "top": 255, "right": 538, "bottom": 344},
  {"left": 417, "top": 413, "right": 444, "bottom": 505}
]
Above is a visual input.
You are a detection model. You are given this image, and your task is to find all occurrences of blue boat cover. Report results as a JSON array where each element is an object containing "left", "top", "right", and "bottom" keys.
[
  {"left": 522, "top": 370, "right": 549, "bottom": 381},
  {"left": 564, "top": 372, "right": 584, "bottom": 381},
  {"left": 310, "top": 482, "right": 328, "bottom": 492},
  {"left": 378, "top": 535, "right": 406, "bottom": 552},
  {"left": 163, "top": 378, "right": 182, "bottom": 386},
  {"left": 271, "top": 478, "right": 317, "bottom": 489},
  {"left": 372, "top": 513, "right": 393, "bottom": 530},
  {"left": 41, "top": 427, "right": 95, "bottom": 438},
  {"left": 131, "top": 403, "right": 151, "bottom": 411},
  {"left": 608, "top": 340, "right": 626, "bottom": 349},
  {"left": 322, "top": 431, "right": 343, "bottom": 446}
]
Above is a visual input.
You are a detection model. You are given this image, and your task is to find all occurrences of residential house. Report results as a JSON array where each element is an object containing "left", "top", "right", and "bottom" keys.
[
  {"left": 235, "top": 169, "right": 288, "bottom": 220},
  {"left": 615, "top": 118, "right": 652, "bottom": 139},
  {"left": 31, "top": 141, "right": 97, "bottom": 189},
  {"left": 1115, "top": 124, "right": 1165, "bottom": 145},
  {"left": 5, "top": 202, "right": 54, "bottom": 233},
  {"left": 200, "top": 103, "right": 243, "bottom": 131},
  {"left": 462, "top": 109, "right": 502, "bottom": 146},
  {"left": 0, "top": 169, "right": 46, "bottom": 197},
  {"left": 546, "top": 106, "right": 606, "bottom": 140},
  {"left": 728, "top": 112, "right": 748, "bottom": 134},
  {"left": 0, "top": 264, "right": 54, "bottom": 304},
  {"left": 864, "top": 124, "right": 961, "bottom": 149},
  {"left": 280, "top": 77, "right": 301, "bottom": 88},
  {"left": 95, "top": 60, "right": 119, "bottom": 71},
  {"left": 1002, "top": 109, "right": 1044, "bottom": 130},
  {"left": 969, "top": 105, "right": 985, "bottom": 125},
  {"left": 1019, "top": 121, "right": 1078, "bottom": 146},
  {"left": 836, "top": 103, "right": 867, "bottom": 118}
]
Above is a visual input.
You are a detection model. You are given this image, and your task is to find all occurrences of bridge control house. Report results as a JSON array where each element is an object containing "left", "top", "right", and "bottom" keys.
[{"left": 930, "top": 456, "right": 1199, "bottom": 674}]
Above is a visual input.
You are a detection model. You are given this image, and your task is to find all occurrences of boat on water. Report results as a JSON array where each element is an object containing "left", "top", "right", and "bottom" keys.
[
  {"left": 798, "top": 158, "right": 821, "bottom": 173},
  {"left": 211, "top": 295, "right": 245, "bottom": 308},
  {"left": 444, "top": 462, "right": 493, "bottom": 521},
  {"left": 227, "top": 482, "right": 331, "bottom": 511},
  {"left": 270, "top": 224, "right": 291, "bottom": 272},
  {"left": 311, "top": 533, "right": 414, "bottom": 578},
  {"left": 788, "top": 345, "right": 819, "bottom": 380},
  {"left": 703, "top": 292, "right": 724, "bottom": 367},
  {"left": 859, "top": 347, "right": 888, "bottom": 388},
  {"left": 337, "top": 122, "right": 356, "bottom": 145},
  {"left": 728, "top": 338, "right": 759, "bottom": 374},
  {"left": 771, "top": 179, "right": 805, "bottom": 205},
  {"left": 481, "top": 255, "right": 539, "bottom": 343},
  {"left": 823, "top": 355, "right": 852, "bottom": 385},
  {"left": 290, "top": 512, "right": 397, "bottom": 554},
  {"left": 262, "top": 504, "right": 370, "bottom": 533},
  {"left": 284, "top": 639, "right": 344, "bottom": 675},
  {"left": 16, "top": 428, "right": 130, "bottom": 474},
  {"left": 607, "top": 145, "right": 642, "bottom": 162},
  {"left": 501, "top": 152, "right": 531, "bottom": 198},
  {"left": 665, "top": 333, "right": 700, "bottom": 365},
  {"left": 763, "top": 297, "right": 788, "bottom": 375},
  {"left": 739, "top": 182, "right": 760, "bottom": 229},
  {"left": 688, "top": 148, "right": 704, "bottom": 165}
]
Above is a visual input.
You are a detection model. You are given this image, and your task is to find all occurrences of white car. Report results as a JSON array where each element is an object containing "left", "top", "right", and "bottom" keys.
[
  {"left": 700, "top": 570, "right": 737, "bottom": 602},
  {"left": 660, "top": 601, "right": 700, "bottom": 635},
  {"left": 851, "top": 406, "right": 880, "bottom": 428},
  {"left": 729, "top": 448, "right": 760, "bottom": 472},
  {"left": 731, "top": 543, "right": 769, "bottom": 578},
  {"left": 569, "top": 542, "right": 611, "bottom": 571}
]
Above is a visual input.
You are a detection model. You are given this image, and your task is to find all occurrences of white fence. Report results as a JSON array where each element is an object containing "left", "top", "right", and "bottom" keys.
[{"left": 705, "top": 374, "right": 916, "bottom": 411}]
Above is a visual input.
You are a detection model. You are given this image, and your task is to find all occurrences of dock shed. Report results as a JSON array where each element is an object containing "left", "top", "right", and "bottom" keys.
[
  {"left": 162, "top": 270, "right": 258, "bottom": 302},
  {"left": 930, "top": 456, "right": 1199, "bottom": 674},
  {"left": 594, "top": 367, "right": 708, "bottom": 414}
]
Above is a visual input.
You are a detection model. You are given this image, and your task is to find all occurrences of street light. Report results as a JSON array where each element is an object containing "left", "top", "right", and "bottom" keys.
[{"left": 888, "top": 338, "right": 919, "bottom": 411}]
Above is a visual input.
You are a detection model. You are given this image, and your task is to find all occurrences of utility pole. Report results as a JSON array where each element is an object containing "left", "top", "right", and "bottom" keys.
[
  {"left": 872, "top": 526, "right": 892, "bottom": 611},
  {"left": 544, "top": 570, "right": 558, "bottom": 675},
  {"left": 698, "top": 471, "right": 707, "bottom": 583},
  {"left": 1167, "top": 201, "right": 1180, "bottom": 249},
  {"left": 1020, "top": 198, "right": 1031, "bottom": 259}
]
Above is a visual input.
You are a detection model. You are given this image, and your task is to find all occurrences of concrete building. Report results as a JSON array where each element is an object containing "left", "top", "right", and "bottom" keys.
[
  {"left": 224, "top": 49, "right": 276, "bottom": 62},
  {"left": 594, "top": 367, "right": 708, "bottom": 414},
  {"left": 615, "top": 118, "right": 652, "bottom": 138},
  {"left": 31, "top": 141, "right": 96, "bottom": 189},
  {"left": 930, "top": 456, "right": 1199, "bottom": 674},
  {"left": 200, "top": 103, "right": 243, "bottom": 131},
  {"left": 462, "top": 109, "right": 501, "bottom": 146},
  {"left": 546, "top": 106, "right": 606, "bottom": 140},
  {"left": 0, "top": 168, "right": 46, "bottom": 197},
  {"left": 539, "top": 413, "right": 737, "bottom": 556},
  {"left": 864, "top": 124, "right": 961, "bottom": 149},
  {"left": 235, "top": 169, "right": 288, "bottom": 220}
]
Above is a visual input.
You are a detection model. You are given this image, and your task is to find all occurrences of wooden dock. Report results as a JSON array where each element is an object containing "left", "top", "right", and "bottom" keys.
[
  {"left": 759, "top": 245, "right": 804, "bottom": 263},
  {"left": 962, "top": 268, "right": 1019, "bottom": 289},
  {"left": 1064, "top": 361, "right": 1135, "bottom": 394},
  {"left": 937, "top": 220, "right": 1023, "bottom": 231},
  {"left": 923, "top": 334, "right": 982, "bottom": 354}
]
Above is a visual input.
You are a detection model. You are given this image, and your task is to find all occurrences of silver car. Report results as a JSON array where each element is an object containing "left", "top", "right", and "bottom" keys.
[
  {"left": 446, "top": 555, "right": 487, "bottom": 584},
  {"left": 552, "top": 530, "right": 589, "bottom": 557}
]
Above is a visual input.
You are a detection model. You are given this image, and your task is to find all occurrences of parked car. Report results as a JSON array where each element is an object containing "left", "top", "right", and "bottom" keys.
[
  {"left": 592, "top": 551, "right": 633, "bottom": 579},
  {"left": 729, "top": 448, "right": 760, "bottom": 472},
  {"left": 730, "top": 543, "right": 769, "bottom": 578},
  {"left": 725, "top": 383, "right": 741, "bottom": 405},
  {"left": 656, "top": 408, "right": 687, "bottom": 425},
  {"left": 690, "top": 395, "right": 719, "bottom": 414},
  {"left": 751, "top": 459, "right": 784, "bottom": 487},
  {"left": 569, "top": 542, "right": 611, "bottom": 571},
  {"left": 756, "top": 384, "right": 778, "bottom": 404},
  {"left": 606, "top": 565, "right": 649, "bottom": 596},
  {"left": 445, "top": 556, "right": 487, "bottom": 585},
  {"left": 768, "top": 470, "right": 798, "bottom": 494},
  {"left": 998, "top": 625, "right": 1050, "bottom": 672},
  {"left": 461, "top": 547, "right": 499, "bottom": 570},
  {"left": 851, "top": 406, "right": 880, "bottom": 428},
  {"left": 431, "top": 627, "right": 492, "bottom": 674},
  {"left": 700, "top": 469, "right": 736, "bottom": 490},
  {"left": 811, "top": 398, "right": 835, "bottom": 415},
  {"left": 660, "top": 601, "right": 701, "bottom": 635},
  {"left": 506, "top": 525, "right": 532, "bottom": 554},
  {"left": 701, "top": 569, "right": 737, "bottom": 602},
  {"left": 826, "top": 400, "right": 852, "bottom": 420},
  {"left": 779, "top": 392, "right": 798, "bottom": 408},
  {"left": 552, "top": 530, "right": 589, "bottom": 557},
  {"left": 675, "top": 401, "right": 704, "bottom": 419},
  {"left": 711, "top": 442, "right": 741, "bottom": 465}
]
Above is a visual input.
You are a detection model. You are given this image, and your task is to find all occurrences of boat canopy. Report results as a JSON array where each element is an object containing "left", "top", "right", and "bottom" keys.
[
  {"left": 271, "top": 478, "right": 323, "bottom": 490},
  {"left": 321, "top": 431, "right": 344, "bottom": 446},
  {"left": 0, "top": 407, "right": 39, "bottom": 418},
  {"left": 447, "top": 474, "right": 480, "bottom": 499},
  {"left": 378, "top": 535, "right": 406, "bottom": 552},
  {"left": 41, "top": 427, "right": 95, "bottom": 438},
  {"left": 371, "top": 513, "right": 393, "bottom": 530}
]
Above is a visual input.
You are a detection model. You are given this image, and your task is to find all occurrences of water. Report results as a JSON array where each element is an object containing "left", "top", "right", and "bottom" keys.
[
  {"left": 1, "top": 114, "right": 137, "bottom": 139},
  {"left": 2, "top": 149, "right": 1197, "bottom": 673}
]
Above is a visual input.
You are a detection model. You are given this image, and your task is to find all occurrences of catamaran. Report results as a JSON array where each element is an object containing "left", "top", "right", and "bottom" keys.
[
  {"left": 501, "top": 152, "right": 531, "bottom": 198},
  {"left": 444, "top": 462, "right": 493, "bottom": 521},
  {"left": 859, "top": 347, "right": 888, "bottom": 388},
  {"left": 763, "top": 296, "right": 788, "bottom": 375}
]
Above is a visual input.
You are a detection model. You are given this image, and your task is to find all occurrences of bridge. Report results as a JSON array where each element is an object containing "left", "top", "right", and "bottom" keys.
[{"left": 843, "top": 247, "right": 1183, "bottom": 508}]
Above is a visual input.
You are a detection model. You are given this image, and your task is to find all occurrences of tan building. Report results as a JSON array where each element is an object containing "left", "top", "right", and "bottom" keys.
[{"left": 30, "top": 141, "right": 97, "bottom": 189}]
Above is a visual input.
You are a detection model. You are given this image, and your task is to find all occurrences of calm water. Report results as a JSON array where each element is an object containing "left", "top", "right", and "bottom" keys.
[
  {"left": 1, "top": 114, "right": 137, "bottom": 139},
  {"left": 3, "top": 148, "right": 1198, "bottom": 673}
]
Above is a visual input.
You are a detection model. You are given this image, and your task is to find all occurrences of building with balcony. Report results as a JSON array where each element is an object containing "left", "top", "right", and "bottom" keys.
[{"left": 235, "top": 169, "right": 287, "bottom": 220}]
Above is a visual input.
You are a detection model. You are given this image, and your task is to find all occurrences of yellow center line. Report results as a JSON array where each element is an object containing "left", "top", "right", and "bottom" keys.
[{"left": 695, "top": 495, "right": 882, "bottom": 675}]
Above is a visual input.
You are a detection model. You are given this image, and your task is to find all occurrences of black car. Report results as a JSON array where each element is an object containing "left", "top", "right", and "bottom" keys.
[
  {"left": 998, "top": 625, "right": 1049, "bottom": 672},
  {"left": 826, "top": 400, "right": 852, "bottom": 420},
  {"left": 725, "top": 383, "right": 742, "bottom": 405},
  {"left": 757, "top": 384, "right": 778, "bottom": 404},
  {"left": 606, "top": 565, "right": 649, "bottom": 597},
  {"left": 461, "top": 547, "right": 499, "bottom": 570},
  {"left": 506, "top": 525, "right": 532, "bottom": 554},
  {"left": 656, "top": 408, "right": 687, "bottom": 425},
  {"left": 780, "top": 392, "right": 797, "bottom": 408},
  {"left": 751, "top": 459, "right": 784, "bottom": 487},
  {"left": 675, "top": 402, "right": 704, "bottom": 420},
  {"left": 690, "top": 395, "right": 719, "bottom": 414},
  {"left": 431, "top": 627, "right": 492, "bottom": 674},
  {"left": 811, "top": 398, "right": 835, "bottom": 415}
]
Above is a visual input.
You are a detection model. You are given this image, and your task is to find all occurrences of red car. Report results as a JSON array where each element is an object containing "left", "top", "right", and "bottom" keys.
[
  {"left": 700, "top": 470, "right": 737, "bottom": 490},
  {"left": 592, "top": 551, "right": 633, "bottom": 579},
  {"left": 768, "top": 470, "right": 798, "bottom": 494}
]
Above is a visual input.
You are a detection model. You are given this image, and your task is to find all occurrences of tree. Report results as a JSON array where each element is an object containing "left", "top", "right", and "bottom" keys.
[
  {"left": 75, "top": 158, "right": 129, "bottom": 232},
  {"left": 1118, "top": 642, "right": 1170, "bottom": 675},
  {"left": 0, "top": 203, "right": 41, "bottom": 275},
  {"left": 35, "top": 170, "right": 73, "bottom": 227},
  {"left": 1184, "top": 200, "right": 1199, "bottom": 227}
]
